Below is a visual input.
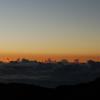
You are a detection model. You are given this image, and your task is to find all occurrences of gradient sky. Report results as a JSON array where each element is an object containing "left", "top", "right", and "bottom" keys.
[{"left": 0, "top": 0, "right": 100, "bottom": 61}]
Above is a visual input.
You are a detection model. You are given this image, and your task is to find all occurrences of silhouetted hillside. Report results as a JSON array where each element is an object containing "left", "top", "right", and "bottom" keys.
[{"left": 0, "top": 77, "right": 100, "bottom": 98}]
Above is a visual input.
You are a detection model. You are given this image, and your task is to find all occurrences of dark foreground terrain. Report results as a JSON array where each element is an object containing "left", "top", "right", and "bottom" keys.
[
  {"left": 0, "top": 78, "right": 100, "bottom": 98},
  {"left": 0, "top": 60, "right": 100, "bottom": 98}
]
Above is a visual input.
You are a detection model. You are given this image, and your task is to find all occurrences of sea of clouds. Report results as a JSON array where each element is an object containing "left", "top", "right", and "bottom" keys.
[{"left": 0, "top": 62, "right": 100, "bottom": 88}]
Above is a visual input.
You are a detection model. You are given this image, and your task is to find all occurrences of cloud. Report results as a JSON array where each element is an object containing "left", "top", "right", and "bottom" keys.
[{"left": 0, "top": 60, "right": 100, "bottom": 87}]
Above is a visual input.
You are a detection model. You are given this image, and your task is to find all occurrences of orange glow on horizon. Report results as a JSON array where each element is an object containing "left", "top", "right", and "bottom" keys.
[{"left": 0, "top": 54, "right": 99, "bottom": 63}]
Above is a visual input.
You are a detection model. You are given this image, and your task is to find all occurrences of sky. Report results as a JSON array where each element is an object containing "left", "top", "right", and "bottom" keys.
[{"left": 0, "top": 0, "right": 100, "bottom": 62}]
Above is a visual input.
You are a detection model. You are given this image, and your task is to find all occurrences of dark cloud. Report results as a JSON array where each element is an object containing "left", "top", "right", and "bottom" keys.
[{"left": 0, "top": 60, "right": 100, "bottom": 88}]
